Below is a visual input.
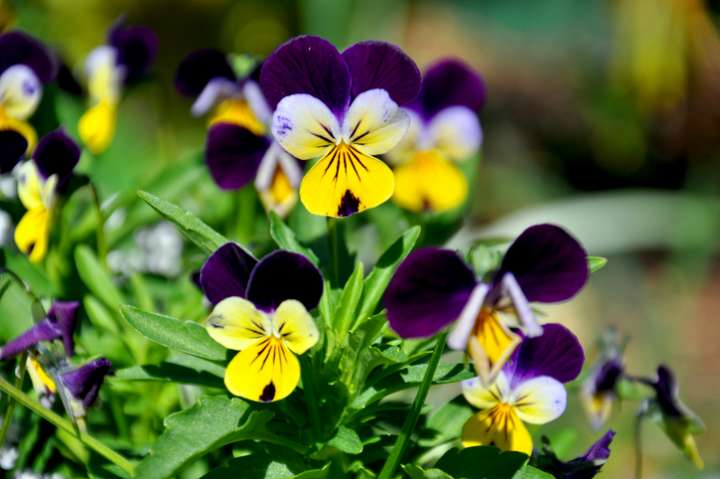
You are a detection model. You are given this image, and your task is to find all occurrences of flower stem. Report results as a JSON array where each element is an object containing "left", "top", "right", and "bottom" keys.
[
  {"left": 327, "top": 218, "right": 340, "bottom": 286},
  {"left": 378, "top": 332, "right": 447, "bottom": 479},
  {"left": 0, "top": 376, "right": 134, "bottom": 474}
]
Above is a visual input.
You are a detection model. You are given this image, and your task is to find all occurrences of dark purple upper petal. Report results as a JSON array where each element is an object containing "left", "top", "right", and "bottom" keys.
[
  {"left": 504, "top": 323, "right": 584, "bottom": 385},
  {"left": 0, "top": 130, "right": 28, "bottom": 174},
  {"left": 580, "top": 430, "right": 615, "bottom": 463},
  {"left": 0, "top": 300, "right": 79, "bottom": 359},
  {"left": 205, "top": 123, "right": 268, "bottom": 190},
  {"left": 384, "top": 247, "right": 477, "bottom": 339},
  {"left": 0, "top": 31, "right": 56, "bottom": 83},
  {"left": 495, "top": 224, "right": 589, "bottom": 303},
  {"left": 108, "top": 21, "right": 158, "bottom": 84},
  {"left": 56, "top": 61, "right": 84, "bottom": 96},
  {"left": 342, "top": 41, "right": 420, "bottom": 105},
  {"left": 33, "top": 129, "right": 80, "bottom": 186},
  {"left": 260, "top": 35, "right": 350, "bottom": 112},
  {"left": 591, "top": 359, "right": 623, "bottom": 395},
  {"left": 174, "top": 48, "right": 236, "bottom": 98},
  {"left": 59, "top": 358, "right": 112, "bottom": 409},
  {"left": 199, "top": 242, "right": 258, "bottom": 305},
  {"left": 47, "top": 301, "right": 80, "bottom": 357},
  {"left": 246, "top": 250, "right": 324, "bottom": 312},
  {"left": 653, "top": 365, "right": 684, "bottom": 418},
  {"left": 416, "top": 58, "right": 485, "bottom": 117}
]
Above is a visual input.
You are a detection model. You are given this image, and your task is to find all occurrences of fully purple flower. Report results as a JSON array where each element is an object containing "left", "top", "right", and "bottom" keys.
[
  {"left": 533, "top": 431, "right": 615, "bottom": 478},
  {"left": 199, "top": 242, "right": 323, "bottom": 402},
  {"left": 261, "top": 35, "right": 421, "bottom": 217},
  {"left": 461, "top": 324, "right": 585, "bottom": 455},
  {"left": 384, "top": 223, "right": 588, "bottom": 384},
  {"left": 388, "top": 58, "right": 485, "bottom": 212},
  {"left": 0, "top": 301, "right": 79, "bottom": 359},
  {"left": 0, "top": 31, "right": 56, "bottom": 164},
  {"left": 58, "top": 358, "right": 113, "bottom": 415},
  {"left": 175, "top": 49, "right": 302, "bottom": 217}
]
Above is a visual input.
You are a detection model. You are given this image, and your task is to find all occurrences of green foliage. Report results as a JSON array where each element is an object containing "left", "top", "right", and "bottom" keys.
[{"left": 587, "top": 256, "right": 608, "bottom": 273}]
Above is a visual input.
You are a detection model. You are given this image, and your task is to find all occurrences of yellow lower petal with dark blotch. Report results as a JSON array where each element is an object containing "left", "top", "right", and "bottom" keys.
[
  {"left": 393, "top": 150, "right": 467, "bottom": 213},
  {"left": 224, "top": 336, "right": 300, "bottom": 403},
  {"left": 0, "top": 107, "right": 37, "bottom": 154},
  {"left": 210, "top": 98, "right": 265, "bottom": 136},
  {"left": 469, "top": 308, "right": 521, "bottom": 384},
  {"left": 461, "top": 404, "right": 533, "bottom": 455},
  {"left": 78, "top": 98, "right": 117, "bottom": 155},
  {"left": 14, "top": 206, "right": 51, "bottom": 263},
  {"left": 300, "top": 142, "right": 394, "bottom": 218}
]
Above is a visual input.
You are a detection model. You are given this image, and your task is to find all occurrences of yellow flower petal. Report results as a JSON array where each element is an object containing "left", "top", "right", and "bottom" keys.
[
  {"left": 468, "top": 308, "right": 521, "bottom": 385},
  {"left": 461, "top": 404, "right": 533, "bottom": 455},
  {"left": 259, "top": 164, "right": 297, "bottom": 217},
  {"left": 206, "top": 297, "right": 272, "bottom": 351},
  {"left": 14, "top": 206, "right": 50, "bottom": 262},
  {"left": 27, "top": 356, "right": 56, "bottom": 395},
  {"left": 273, "top": 299, "right": 319, "bottom": 355},
  {"left": 0, "top": 109, "right": 37, "bottom": 154},
  {"left": 224, "top": 337, "right": 300, "bottom": 403},
  {"left": 299, "top": 143, "right": 394, "bottom": 217},
  {"left": 393, "top": 150, "right": 468, "bottom": 213},
  {"left": 79, "top": 99, "right": 117, "bottom": 155},
  {"left": 462, "top": 373, "right": 510, "bottom": 410},
  {"left": 209, "top": 98, "right": 266, "bottom": 135}
]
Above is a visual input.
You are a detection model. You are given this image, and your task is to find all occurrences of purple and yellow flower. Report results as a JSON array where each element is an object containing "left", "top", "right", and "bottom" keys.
[
  {"left": 0, "top": 31, "right": 56, "bottom": 162},
  {"left": 57, "top": 357, "right": 112, "bottom": 421},
  {"left": 261, "top": 35, "right": 421, "bottom": 217},
  {"left": 387, "top": 59, "right": 485, "bottom": 212},
  {"left": 461, "top": 323, "right": 584, "bottom": 455},
  {"left": 581, "top": 356, "right": 623, "bottom": 430},
  {"left": 175, "top": 49, "right": 302, "bottom": 216},
  {"left": 13, "top": 130, "right": 80, "bottom": 262},
  {"left": 384, "top": 223, "right": 588, "bottom": 384},
  {"left": 78, "top": 20, "right": 157, "bottom": 154},
  {"left": 534, "top": 430, "right": 615, "bottom": 478},
  {"left": 199, "top": 242, "right": 323, "bottom": 402}
]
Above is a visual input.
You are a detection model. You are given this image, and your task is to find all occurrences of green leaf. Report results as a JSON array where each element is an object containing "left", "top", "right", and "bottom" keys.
[
  {"left": 83, "top": 295, "right": 119, "bottom": 333},
  {"left": 402, "top": 464, "right": 453, "bottom": 479},
  {"left": 268, "top": 212, "right": 319, "bottom": 264},
  {"left": 120, "top": 305, "right": 226, "bottom": 361},
  {"left": 333, "top": 260, "right": 364, "bottom": 338},
  {"left": 435, "top": 446, "right": 529, "bottom": 479},
  {"left": 75, "top": 245, "right": 123, "bottom": 310},
  {"left": 326, "top": 426, "right": 363, "bottom": 455},
  {"left": 587, "top": 256, "right": 608, "bottom": 273},
  {"left": 202, "top": 453, "right": 330, "bottom": 479},
  {"left": 356, "top": 226, "right": 421, "bottom": 321},
  {"left": 138, "top": 190, "right": 228, "bottom": 254},
  {"left": 511, "top": 466, "right": 554, "bottom": 479},
  {"left": 400, "top": 362, "right": 475, "bottom": 385},
  {"left": 113, "top": 362, "right": 224, "bottom": 388},
  {"left": 134, "top": 396, "right": 273, "bottom": 479}
]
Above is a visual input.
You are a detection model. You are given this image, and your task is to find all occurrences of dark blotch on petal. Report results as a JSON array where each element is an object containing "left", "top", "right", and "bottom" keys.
[
  {"left": 0, "top": 31, "right": 57, "bottom": 83},
  {"left": 246, "top": 250, "right": 324, "bottom": 312},
  {"left": 337, "top": 190, "right": 360, "bottom": 217},
  {"left": 0, "top": 130, "right": 28, "bottom": 174},
  {"left": 174, "top": 48, "right": 236, "bottom": 98},
  {"left": 342, "top": 41, "right": 421, "bottom": 105},
  {"left": 260, "top": 35, "right": 350, "bottom": 112},
  {"left": 108, "top": 21, "right": 158, "bottom": 83},
  {"left": 33, "top": 129, "right": 80, "bottom": 188},
  {"left": 416, "top": 58, "right": 485, "bottom": 117},
  {"left": 384, "top": 247, "right": 476, "bottom": 338},
  {"left": 199, "top": 242, "right": 258, "bottom": 305},
  {"left": 59, "top": 358, "right": 112, "bottom": 409},
  {"left": 260, "top": 381, "right": 275, "bottom": 402},
  {"left": 496, "top": 223, "right": 589, "bottom": 303},
  {"left": 205, "top": 122, "right": 268, "bottom": 190}
]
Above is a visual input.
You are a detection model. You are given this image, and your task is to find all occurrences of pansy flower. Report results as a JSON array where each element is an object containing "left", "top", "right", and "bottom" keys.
[
  {"left": 0, "top": 300, "right": 79, "bottom": 360},
  {"left": 56, "top": 357, "right": 113, "bottom": 421},
  {"left": 199, "top": 242, "right": 323, "bottom": 402},
  {"left": 533, "top": 430, "right": 615, "bottom": 479},
  {"left": 78, "top": 20, "right": 157, "bottom": 154},
  {"left": 175, "top": 49, "right": 302, "bottom": 216},
  {"left": 261, "top": 35, "right": 421, "bottom": 217},
  {"left": 0, "top": 31, "right": 56, "bottom": 162},
  {"left": 387, "top": 59, "right": 485, "bottom": 212},
  {"left": 385, "top": 223, "right": 588, "bottom": 384},
  {"left": 13, "top": 129, "right": 80, "bottom": 262},
  {"left": 581, "top": 357, "right": 623, "bottom": 430},
  {"left": 461, "top": 323, "right": 584, "bottom": 455}
]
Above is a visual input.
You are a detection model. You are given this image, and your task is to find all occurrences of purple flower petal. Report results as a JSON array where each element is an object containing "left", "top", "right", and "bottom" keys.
[
  {"left": 0, "top": 300, "right": 79, "bottom": 359},
  {"left": 47, "top": 301, "right": 80, "bottom": 357},
  {"left": 342, "top": 41, "right": 420, "bottom": 106},
  {"left": 653, "top": 365, "right": 684, "bottom": 418},
  {"left": 384, "top": 247, "right": 477, "bottom": 338},
  {"left": 56, "top": 61, "right": 84, "bottom": 96},
  {"left": 416, "top": 58, "right": 485, "bottom": 117},
  {"left": 592, "top": 359, "right": 623, "bottom": 394},
  {"left": 205, "top": 122, "right": 269, "bottom": 190},
  {"left": 33, "top": 129, "right": 80, "bottom": 186},
  {"left": 0, "top": 31, "right": 56, "bottom": 83},
  {"left": 108, "top": 21, "right": 158, "bottom": 83},
  {"left": 175, "top": 48, "right": 236, "bottom": 98},
  {"left": 199, "top": 242, "right": 258, "bottom": 305},
  {"left": 0, "top": 130, "right": 28, "bottom": 174},
  {"left": 246, "top": 250, "right": 323, "bottom": 312},
  {"left": 580, "top": 430, "right": 615, "bottom": 462},
  {"left": 260, "top": 35, "right": 350, "bottom": 112},
  {"left": 504, "top": 323, "right": 584, "bottom": 385},
  {"left": 496, "top": 224, "right": 589, "bottom": 303},
  {"left": 59, "top": 358, "right": 112, "bottom": 409}
]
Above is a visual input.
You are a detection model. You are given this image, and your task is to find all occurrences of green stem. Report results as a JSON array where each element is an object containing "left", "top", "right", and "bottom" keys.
[
  {"left": 233, "top": 186, "right": 256, "bottom": 243},
  {"left": 327, "top": 218, "right": 340, "bottom": 286},
  {"left": 0, "top": 376, "right": 134, "bottom": 474},
  {"left": 634, "top": 409, "right": 646, "bottom": 479},
  {"left": 0, "top": 357, "right": 27, "bottom": 446},
  {"left": 89, "top": 183, "right": 108, "bottom": 264},
  {"left": 378, "top": 333, "right": 447, "bottom": 479}
]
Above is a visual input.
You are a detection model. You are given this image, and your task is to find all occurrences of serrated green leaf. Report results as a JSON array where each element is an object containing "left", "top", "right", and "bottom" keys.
[
  {"left": 120, "top": 305, "right": 226, "bottom": 361},
  {"left": 356, "top": 226, "right": 421, "bottom": 321},
  {"left": 587, "top": 256, "right": 608, "bottom": 273},
  {"left": 75, "top": 245, "right": 123, "bottom": 310},
  {"left": 268, "top": 212, "right": 319, "bottom": 264},
  {"left": 138, "top": 190, "right": 228, "bottom": 254},
  {"left": 202, "top": 453, "right": 330, "bottom": 479}
]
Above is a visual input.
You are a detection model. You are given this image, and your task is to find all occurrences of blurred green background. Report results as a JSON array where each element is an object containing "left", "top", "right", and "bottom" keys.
[{"left": 4, "top": 0, "right": 720, "bottom": 477}]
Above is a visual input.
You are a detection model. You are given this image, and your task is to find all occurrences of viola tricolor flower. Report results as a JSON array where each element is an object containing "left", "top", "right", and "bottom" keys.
[
  {"left": 461, "top": 324, "right": 584, "bottom": 455},
  {"left": 0, "top": 31, "right": 56, "bottom": 162},
  {"left": 533, "top": 430, "right": 615, "bottom": 479},
  {"left": 175, "top": 49, "right": 302, "bottom": 216},
  {"left": 78, "top": 20, "right": 157, "bottom": 154},
  {"left": 0, "top": 300, "right": 79, "bottom": 360},
  {"left": 581, "top": 357, "right": 623, "bottom": 430},
  {"left": 13, "top": 129, "right": 80, "bottom": 262},
  {"left": 261, "top": 35, "right": 421, "bottom": 217},
  {"left": 387, "top": 58, "right": 484, "bottom": 212},
  {"left": 199, "top": 242, "right": 323, "bottom": 402},
  {"left": 384, "top": 223, "right": 588, "bottom": 384},
  {"left": 57, "top": 357, "right": 113, "bottom": 421}
]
